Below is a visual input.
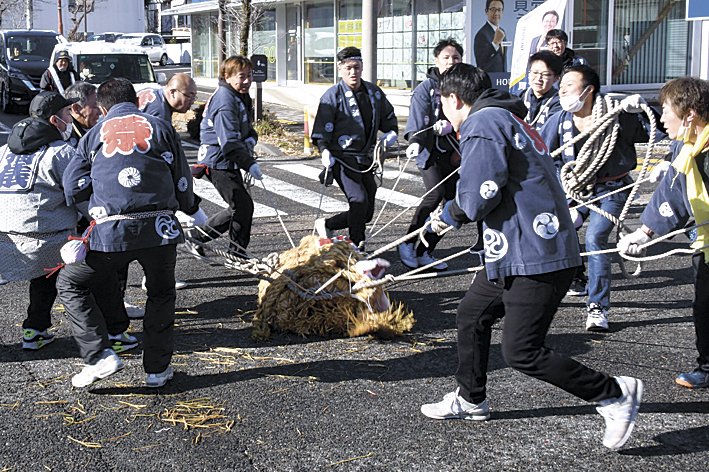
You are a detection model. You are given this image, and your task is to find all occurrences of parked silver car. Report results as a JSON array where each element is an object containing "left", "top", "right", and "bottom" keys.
[{"left": 116, "top": 33, "right": 168, "bottom": 66}]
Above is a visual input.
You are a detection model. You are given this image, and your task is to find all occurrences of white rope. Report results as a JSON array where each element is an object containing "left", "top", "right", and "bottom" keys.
[{"left": 258, "top": 179, "right": 295, "bottom": 248}]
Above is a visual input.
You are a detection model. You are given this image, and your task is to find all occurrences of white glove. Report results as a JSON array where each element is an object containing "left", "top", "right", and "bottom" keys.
[
  {"left": 569, "top": 207, "right": 583, "bottom": 230},
  {"left": 248, "top": 163, "right": 263, "bottom": 180},
  {"left": 433, "top": 120, "right": 453, "bottom": 136},
  {"left": 617, "top": 228, "right": 651, "bottom": 255},
  {"left": 177, "top": 208, "right": 208, "bottom": 228},
  {"left": 406, "top": 143, "right": 421, "bottom": 159},
  {"left": 381, "top": 130, "right": 398, "bottom": 148},
  {"left": 321, "top": 149, "right": 334, "bottom": 168},
  {"left": 620, "top": 94, "right": 645, "bottom": 113},
  {"left": 428, "top": 207, "right": 452, "bottom": 235},
  {"left": 649, "top": 160, "right": 671, "bottom": 183}
]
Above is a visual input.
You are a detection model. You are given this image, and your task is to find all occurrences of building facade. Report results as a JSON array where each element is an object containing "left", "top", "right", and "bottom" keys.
[{"left": 164, "top": 0, "right": 707, "bottom": 102}]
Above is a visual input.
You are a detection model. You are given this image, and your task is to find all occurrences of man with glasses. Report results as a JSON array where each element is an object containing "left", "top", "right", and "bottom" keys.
[
  {"left": 138, "top": 72, "right": 198, "bottom": 122},
  {"left": 521, "top": 51, "right": 563, "bottom": 131},
  {"left": 474, "top": 0, "right": 507, "bottom": 73},
  {"left": 545, "top": 29, "right": 587, "bottom": 70}
]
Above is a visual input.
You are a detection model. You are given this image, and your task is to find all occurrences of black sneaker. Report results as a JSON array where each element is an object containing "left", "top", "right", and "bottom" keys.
[{"left": 567, "top": 277, "right": 588, "bottom": 296}]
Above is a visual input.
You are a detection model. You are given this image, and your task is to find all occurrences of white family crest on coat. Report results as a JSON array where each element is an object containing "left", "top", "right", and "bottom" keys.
[
  {"left": 155, "top": 214, "right": 180, "bottom": 239},
  {"left": 89, "top": 206, "right": 107, "bottom": 219},
  {"left": 338, "top": 134, "right": 353, "bottom": 149},
  {"left": 177, "top": 177, "right": 188, "bottom": 192},
  {"left": 483, "top": 228, "right": 508, "bottom": 262},
  {"left": 480, "top": 180, "right": 499, "bottom": 199},
  {"left": 533, "top": 212, "right": 560, "bottom": 239},
  {"left": 659, "top": 202, "right": 674, "bottom": 218},
  {"left": 161, "top": 151, "right": 174, "bottom": 164},
  {"left": 117, "top": 167, "right": 141, "bottom": 188}
]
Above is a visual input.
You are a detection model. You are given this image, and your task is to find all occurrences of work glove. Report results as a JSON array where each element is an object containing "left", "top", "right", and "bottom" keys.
[
  {"left": 381, "top": 130, "right": 398, "bottom": 148},
  {"left": 176, "top": 208, "right": 208, "bottom": 228},
  {"left": 649, "top": 160, "right": 671, "bottom": 183},
  {"left": 617, "top": 228, "right": 652, "bottom": 255},
  {"left": 569, "top": 207, "right": 584, "bottom": 230},
  {"left": 433, "top": 120, "right": 453, "bottom": 136},
  {"left": 248, "top": 163, "right": 263, "bottom": 180},
  {"left": 619, "top": 94, "right": 645, "bottom": 113},
  {"left": 426, "top": 204, "right": 461, "bottom": 235},
  {"left": 321, "top": 149, "right": 334, "bottom": 168},
  {"left": 406, "top": 143, "right": 421, "bottom": 159}
]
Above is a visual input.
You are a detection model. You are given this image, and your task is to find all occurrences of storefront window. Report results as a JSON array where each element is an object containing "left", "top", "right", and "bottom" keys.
[
  {"left": 304, "top": 2, "right": 335, "bottom": 84},
  {"left": 192, "top": 12, "right": 219, "bottom": 79},
  {"left": 377, "top": 0, "right": 413, "bottom": 89},
  {"left": 252, "top": 8, "right": 277, "bottom": 81},
  {"left": 338, "top": 0, "right": 362, "bottom": 50},
  {"left": 572, "top": 0, "right": 609, "bottom": 82},
  {"left": 414, "top": 0, "right": 466, "bottom": 84},
  {"left": 611, "top": 0, "right": 688, "bottom": 85}
]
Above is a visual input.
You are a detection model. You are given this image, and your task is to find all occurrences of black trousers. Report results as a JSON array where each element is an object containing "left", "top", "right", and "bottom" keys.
[
  {"left": 692, "top": 253, "right": 709, "bottom": 371},
  {"left": 325, "top": 162, "right": 377, "bottom": 246},
  {"left": 203, "top": 168, "right": 254, "bottom": 251},
  {"left": 57, "top": 245, "right": 176, "bottom": 372},
  {"left": 406, "top": 156, "right": 458, "bottom": 256},
  {"left": 455, "top": 267, "right": 622, "bottom": 404},
  {"left": 23, "top": 271, "right": 129, "bottom": 336}
]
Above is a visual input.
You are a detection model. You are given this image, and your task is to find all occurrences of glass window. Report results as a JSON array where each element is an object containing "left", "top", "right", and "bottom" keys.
[
  {"left": 611, "top": 0, "right": 688, "bottom": 85},
  {"left": 304, "top": 2, "right": 335, "bottom": 84},
  {"left": 252, "top": 8, "right": 277, "bottom": 81},
  {"left": 413, "top": 0, "right": 465, "bottom": 85},
  {"left": 377, "top": 0, "right": 413, "bottom": 89},
  {"left": 337, "top": 0, "right": 362, "bottom": 51},
  {"left": 572, "top": 0, "right": 609, "bottom": 82},
  {"left": 192, "top": 12, "right": 219, "bottom": 79}
]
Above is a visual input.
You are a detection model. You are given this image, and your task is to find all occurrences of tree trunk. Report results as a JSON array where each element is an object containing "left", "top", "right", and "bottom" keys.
[
  {"left": 218, "top": 0, "right": 227, "bottom": 65},
  {"left": 239, "top": 0, "right": 251, "bottom": 57}
]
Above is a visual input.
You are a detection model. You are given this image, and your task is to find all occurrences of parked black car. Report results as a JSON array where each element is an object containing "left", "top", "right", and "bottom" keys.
[{"left": 0, "top": 30, "right": 65, "bottom": 113}]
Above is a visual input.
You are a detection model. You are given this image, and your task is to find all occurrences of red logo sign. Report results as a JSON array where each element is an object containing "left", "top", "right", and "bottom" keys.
[
  {"left": 137, "top": 89, "right": 156, "bottom": 110},
  {"left": 100, "top": 114, "right": 153, "bottom": 157}
]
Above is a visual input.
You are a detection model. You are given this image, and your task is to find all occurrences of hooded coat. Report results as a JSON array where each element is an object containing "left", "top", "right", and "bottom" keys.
[
  {"left": 442, "top": 89, "right": 582, "bottom": 280},
  {"left": 0, "top": 117, "right": 77, "bottom": 282}
]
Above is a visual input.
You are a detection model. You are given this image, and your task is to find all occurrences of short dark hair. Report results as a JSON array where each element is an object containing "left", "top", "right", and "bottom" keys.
[
  {"left": 65, "top": 81, "right": 96, "bottom": 108},
  {"left": 96, "top": 78, "right": 137, "bottom": 110},
  {"left": 220, "top": 55, "right": 252, "bottom": 80},
  {"left": 439, "top": 63, "right": 492, "bottom": 107},
  {"left": 543, "top": 10, "right": 559, "bottom": 22},
  {"left": 486, "top": 0, "right": 504, "bottom": 10},
  {"left": 659, "top": 77, "right": 709, "bottom": 123},
  {"left": 433, "top": 38, "right": 464, "bottom": 58},
  {"left": 562, "top": 65, "right": 601, "bottom": 98},
  {"left": 337, "top": 47, "right": 362, "bottom": 63},
  {"left": 528, "top": 51, "right": 563, "bottom": 76},
  {"left": 546, "top": 29, "right": 568, "bottom": 43}
]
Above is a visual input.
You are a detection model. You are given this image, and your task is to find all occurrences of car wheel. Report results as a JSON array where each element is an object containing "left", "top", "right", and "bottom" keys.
[
  {"left": 159, "top": 54, "right": 168, "bottom": 66},
  {"left": 1, "top": 83, "right": 11, "bottom": 114}
]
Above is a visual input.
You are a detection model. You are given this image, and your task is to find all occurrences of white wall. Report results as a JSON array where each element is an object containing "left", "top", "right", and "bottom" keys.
[{"left": 32, "top": 0, "right": 145, "bottom": 36}]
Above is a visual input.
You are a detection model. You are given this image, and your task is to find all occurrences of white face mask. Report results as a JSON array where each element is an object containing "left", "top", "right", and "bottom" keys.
[
  {"left": 55, "top": 116, "right": 72, "bottom": 141},
  {"left": 559, "top": 86, "right": 591, "bottom": 113}
]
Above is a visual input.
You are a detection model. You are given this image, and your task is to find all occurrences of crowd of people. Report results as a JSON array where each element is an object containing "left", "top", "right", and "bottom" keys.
[{"left": 0, "top": 25, "right": 706, "bottom": 452}]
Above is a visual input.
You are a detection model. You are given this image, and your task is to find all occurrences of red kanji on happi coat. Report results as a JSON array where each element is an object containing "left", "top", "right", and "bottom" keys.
[
  {"left": 100, "top": 114, "right": 154, "bottom": 157},
  {"left": 137, "top": 88, "right": 157, "bottom": 110}
]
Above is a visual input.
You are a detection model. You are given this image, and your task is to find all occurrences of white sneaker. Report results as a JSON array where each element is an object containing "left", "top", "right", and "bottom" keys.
[
  {"left": 398, "top": 242, "right": 418, "bottom": 269},
  {"left": 420, "top": 388, "right": 490, "bottom": 421},
  {"left": 124, "top": 300, "right": 145, "bottom": 319},
  {"left": 71, "top": 349, "right": 124, "bottom": 388},
  {"left": 314, "top": 218, "right": 331, "bottom": 238},
  {"left": 586, "top": 303, "right": 609, "bottom": 331},
  {"left": 417, "top": 252, "right": 448, "bottom": 271},
  {"left": 597, "top": 376, "right": 643, "bottom": 449},
  {"left": 142, "top": 276, "right": 188, "bottom": 291},
  {"left": 146, "top": 366, "right": 174, "bottom": 388}
]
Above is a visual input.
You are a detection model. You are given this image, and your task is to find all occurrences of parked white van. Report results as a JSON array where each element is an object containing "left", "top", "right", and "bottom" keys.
[{"left": 50, "top": 42, "right": 167, "bottom": 92}]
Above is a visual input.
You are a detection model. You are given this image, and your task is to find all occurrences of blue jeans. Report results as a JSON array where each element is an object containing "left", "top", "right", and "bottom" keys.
[{"left": 583, "top": 183, "right": 629, "bottom": 310}]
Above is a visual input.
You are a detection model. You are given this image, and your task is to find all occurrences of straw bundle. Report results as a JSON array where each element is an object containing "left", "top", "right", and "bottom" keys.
[{"left": 252, "top": 236, "right": 414, "bottom": 339}]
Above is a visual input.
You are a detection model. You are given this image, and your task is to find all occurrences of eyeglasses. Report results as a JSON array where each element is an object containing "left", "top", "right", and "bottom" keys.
[
  {"left": 487, "top": 7, "right": 503, "bottom": 13},
  {"left": 547, "top": 40, "right": 564, "bottom": 47},
  {"left": 177, "top": 89, "right": 198, "bottom": 100},
  {"left": 529, "top": 71, "right": 555, "bottom": 80}
]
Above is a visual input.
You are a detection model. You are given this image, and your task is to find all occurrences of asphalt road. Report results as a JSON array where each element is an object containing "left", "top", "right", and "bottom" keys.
[{"left": 1, "top": 137, "right": 708, "bottom": 470}]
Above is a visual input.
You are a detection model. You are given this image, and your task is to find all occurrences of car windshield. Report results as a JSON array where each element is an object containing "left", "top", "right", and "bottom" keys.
[
  {"left": 77, "top": 54, "right": 156, "bottom": 84},
  {"left": 117, "top": 36, "right": 142, "bottom": 46},
  {"left": 7, "top": 35, "right": 59, "bottom": 62}
]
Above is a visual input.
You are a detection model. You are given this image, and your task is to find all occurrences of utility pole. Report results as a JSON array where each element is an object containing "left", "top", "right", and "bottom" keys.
[
  {"left": 26, "top": 0, "right": 33, "bottom": 29},
  {"left": 361, "top": 0, "right": 376, "bottom": 83},
  {"left": 84, "top": 0, "right": 87, "bottom": 39},
  {"left": 57, "top": 0, "right": 64, "bottom": 36}
]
